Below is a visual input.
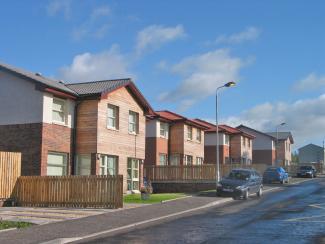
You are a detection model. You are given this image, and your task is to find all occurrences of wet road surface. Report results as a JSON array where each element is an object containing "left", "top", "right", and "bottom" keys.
[{"left": 78, "top": 178, "right": 325, "bottom": 244}]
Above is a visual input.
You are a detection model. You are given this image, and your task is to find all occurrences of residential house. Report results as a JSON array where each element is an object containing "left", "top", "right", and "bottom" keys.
[
  {"left": 298, "top": 143, "right": 325, "bottom": 164},
  {"left": 0, "top": 62, "right": 154, "bottom": 192},
  {"left": 0, "top": 62, "right": 77, "bottom": 176},
  {"left": 145, "top": 111, "right": 208, "bottom": 166},
  {"left": 194, "top": 120, "right": 254, "bottom": 164},
  {"left": 237, "top": 125, "right": 277, "bottom": 165},
  {"left": 265, "top": 132, "right": 294, "bottom": 166}
]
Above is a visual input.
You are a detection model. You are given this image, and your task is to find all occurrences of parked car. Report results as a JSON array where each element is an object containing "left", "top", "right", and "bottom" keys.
[
  {"left": 217, "top": 169, "right": 263, "bottom": 200},
  {"left": 297, "top": 165, "right": 317, "bottom": 178},
  {"left": 263, "top": 167, "right": 289, "bottom": 184}
]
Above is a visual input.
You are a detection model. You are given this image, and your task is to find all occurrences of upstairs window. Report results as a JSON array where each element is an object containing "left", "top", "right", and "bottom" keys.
[
  {"left": 160, "top": 122, "right": 169, "bottom": 138},
  {"left": 52, "top": 97, "right": 65, "bottom": 124},
  {"left": 107, "top": 104, "right": 119, "bottom": 129},
  {"left": 225, "top": 135, "right": 230, "bottom": 145},
  {"left": 129, "top": 111, "right": 139, "bottom": 134},
  {"left": 187, "top": 125, "right": 192, "bottom": 140},
  {"left": 196, "top": 129, "right": 202, "bottom": 142}
]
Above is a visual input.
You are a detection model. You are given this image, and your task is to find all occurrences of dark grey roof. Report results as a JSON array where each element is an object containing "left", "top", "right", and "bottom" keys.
[
  {"left": 0, "top": 62, "right": 77, "bottom": 95},
  {"left": 266, "top": 132, "right": 294, "bottom": 143},
  {"left": 237, "top": 125, "right": 277, "bottom": 140},
  {"left": 66, "top": 79, "right": 131, "bottom": 96}
]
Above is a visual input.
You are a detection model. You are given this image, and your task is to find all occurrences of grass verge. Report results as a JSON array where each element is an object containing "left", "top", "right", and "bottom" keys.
[
  {"left": 0, "top": 220, "right": 33, "bottom": 230},
  {"left": 124, "top": 193, "right": 187, "bottom": 204}
]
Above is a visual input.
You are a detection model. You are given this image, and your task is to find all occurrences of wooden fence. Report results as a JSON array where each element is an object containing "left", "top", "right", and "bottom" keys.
[
  {"left": 12, "top": 175, "right": 123, "bottom": 209},
  {"left": 144, "top": 164, "right": 269, "bottom": 182},
  {"left": 0, "top": 152, "right": 21, "bottom": 199}
]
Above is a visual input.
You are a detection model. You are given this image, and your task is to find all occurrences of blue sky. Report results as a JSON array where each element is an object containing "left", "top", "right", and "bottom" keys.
[{"left": 1, "top": 0, "right": 325, "bottom": 149}]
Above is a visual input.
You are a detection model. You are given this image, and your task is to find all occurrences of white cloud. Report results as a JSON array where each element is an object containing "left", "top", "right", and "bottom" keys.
[
  {"left": 47, "top": 0, "right": 72, "bottom": 19},
  {"left": 72, "top": 5, "right": 111, "bottom": 41},
  {"left": 58, "top": 45, "right": 134, "bottom": 83},
  {"left": 222, "top": 95, "right": 325, "bottom": 149},
  {"left": 216, "top": 27, "right": 260, "bottom": 45},
  {"left": 90, "top": 5, "right": 111, "bottom": 20},
  {"left": 158, "top": 49, "right": 245, "bottom": 111},
  {"left": 293, "top": 73, "right": 325, "bottom": 92},
  {"left": 135, "top": 25, "right": 186, "bottom": 56}
]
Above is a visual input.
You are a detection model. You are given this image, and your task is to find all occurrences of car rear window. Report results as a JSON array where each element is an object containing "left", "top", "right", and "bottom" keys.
[
  {"left": 300, "top": 166, "right": 312, "bottom": 170},
  {"left": 228, "top": 171, "right": 251, "bottom": 180}
]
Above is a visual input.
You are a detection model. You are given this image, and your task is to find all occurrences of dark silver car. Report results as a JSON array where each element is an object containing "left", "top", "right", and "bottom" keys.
[
  {"left": 217, "top": 168, "right": 263, "bottom": 200},
  {"left": 297, "top": 165, "right": 317, "bottom": 178}
]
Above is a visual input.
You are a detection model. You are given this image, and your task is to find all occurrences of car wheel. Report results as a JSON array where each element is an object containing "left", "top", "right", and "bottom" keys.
[
  {"left": 280, "top": 179, "right": 284, "bottom": 184},
  {"left": 256, "top": 187, "right": 263, "bottom": 197},
  {"left": 243, "top": 190, "right": 249, "bottom": 200}
]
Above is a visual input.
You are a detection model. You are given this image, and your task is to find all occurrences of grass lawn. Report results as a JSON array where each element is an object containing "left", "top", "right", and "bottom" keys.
[
  {"left": 123, "top": 193, "right": 187, "bottom": 204},
  {"left": 0, "top": 220, "right": 33, "bottom": 230}
]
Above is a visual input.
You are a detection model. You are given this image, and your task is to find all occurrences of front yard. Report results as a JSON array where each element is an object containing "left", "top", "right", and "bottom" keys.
[{"left": 123, "top": 193, "right": 187, "bottom": 204}]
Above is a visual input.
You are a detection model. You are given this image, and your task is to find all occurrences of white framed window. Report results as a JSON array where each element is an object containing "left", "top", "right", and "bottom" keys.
[
  {"left": 159, "top": 153, "right": 168, "bottom": 165},
  {"left": 129, "top": 111, "right": 139, "bottom": 134},
  {"left": 52, "top": 97, "right": 66, "bottom": 124},
  {"left": 196, "top": 128, "right": 201, "bottom": 142},
  {"left": 184, "top": 155, "right": 193, "bottom": 165},
  {"left": 160, "top": 122, "right": 169, "bottom": 138},
  {"left": 187, "top": 125, "right": 192, "bottom": 140},
  {"left": 100, "top": 155, "right": 118, "bottom": 176},
  {"left": 107, "top": 104, "right": 119, "bottom": 129},
  {"left": 47, "top": 152, "right": 68, "bottom": 176},
  {"left": 225, "top": 135, "right": 230, "bottom": 145},
  {"left": 248, "top": 139, "right": 251, "bottom": 148},
  {"left": 127, "top": 158, "right": 139, "bottom": 191},
  {"left": 75, "top": 154, "right": 91, "bottom": 175},
  {"left": 242, "top": 137, "right": 246, "bottom": 147},
  {"left": 170, "top": 154, "right": 180, "bottom": 165},
  {"left": 196, "top": 157, "right": 203, "bottom": 165}
]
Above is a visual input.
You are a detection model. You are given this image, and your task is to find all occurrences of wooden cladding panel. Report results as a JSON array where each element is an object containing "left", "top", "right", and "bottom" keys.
[{"left": 0, "top": 152, "right": 21, "bottom": 199}]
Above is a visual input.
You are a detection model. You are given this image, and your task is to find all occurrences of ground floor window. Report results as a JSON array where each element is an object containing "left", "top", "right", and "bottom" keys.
[
  {"left": 47, "top": 152, "right": 68, "bottom": 176},
  {"left": 75, "top": 154, "right": 91, "bottom": 175},
  {"left": 184, "top": 155, "right": 193, "bottom": 165},
  {"left": 100, "top": 155, "right": 118, "bottom": 176},
  {"left": 159, "top": 153, "right": 168, "bottom": 166},
  {"left": 170, "top": 154, "right": 180, "bottom": 165},
  {"left": 196, "top": 157, "right": 203, "bottom": 165},
  {"left": 127, "top": 158, "right": 140, "bottom": 191}
]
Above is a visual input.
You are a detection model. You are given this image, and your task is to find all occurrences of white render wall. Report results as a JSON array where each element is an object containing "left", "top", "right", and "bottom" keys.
[
  {"left": 0, "top": 70, "right": 75, "bottom": 128},
  {"left": 0, "top": 70, "right": 43, "bottom": 125},
  {"left": 146, "top": 119, "right": 159, "bottom": 137},
  {"left": 205, "top": 133, "right": 228, "bottom": 146}
]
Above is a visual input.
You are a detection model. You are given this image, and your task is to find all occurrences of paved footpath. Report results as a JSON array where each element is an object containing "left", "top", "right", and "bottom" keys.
[{"left": 0, "top": 179, "right": 316, "bottom": 244}]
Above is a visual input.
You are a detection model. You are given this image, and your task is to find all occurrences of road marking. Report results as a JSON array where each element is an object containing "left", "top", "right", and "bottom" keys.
[
  {"left": 285, "top": 214, "right": 325, "bottom": 222},
  {"left": 309, "top": 204, "right": 325, "bottom": 210}
]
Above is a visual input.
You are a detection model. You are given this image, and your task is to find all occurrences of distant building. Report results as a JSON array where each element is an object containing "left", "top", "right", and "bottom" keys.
[{"left": 298, "top": 144, "right": 325, "bottom": 164}]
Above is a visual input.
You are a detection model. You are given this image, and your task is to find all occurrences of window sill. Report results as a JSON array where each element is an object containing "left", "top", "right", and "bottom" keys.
[
  {"left": 129, "top": 132, "right": 138, "bottom": 136},
  {"left": 107, "top": 127, "right": 119, "bottom": 132},
  {"left": 52, "top": 121, "right": 68, "bottom": 127}
]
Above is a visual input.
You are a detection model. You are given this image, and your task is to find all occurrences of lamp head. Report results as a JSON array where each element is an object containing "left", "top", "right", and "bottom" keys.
[{"left": 224, "top": 81, "right": 236, "bottom": 87}]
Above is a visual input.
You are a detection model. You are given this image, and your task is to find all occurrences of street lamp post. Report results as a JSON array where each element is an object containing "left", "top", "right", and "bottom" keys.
[
  {"left": 275, "top": 122, "right": 286, "bottom": 166},
  {"left": 216, "top": 81, "right": 236, "bottom": 190}
]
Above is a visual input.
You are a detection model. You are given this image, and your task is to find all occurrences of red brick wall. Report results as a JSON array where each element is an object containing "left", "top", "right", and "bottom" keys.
[
  {"left": 41, "top": 123, "right": 73, "bottom": 175},
  {"left": 0, "top": 123, "right": 42, "bottom": 175},
  {"left": 205, "top": 145, "right": 230, "bottom": 164},
  {"left": 253, "top": 149, "right": 275, "bottom": 165},
  {"left": 0, "top": 123, "right": 73, "bottom": 176},
  {"left": 145, "top": 137, "right": 156, "bottom": 165}
]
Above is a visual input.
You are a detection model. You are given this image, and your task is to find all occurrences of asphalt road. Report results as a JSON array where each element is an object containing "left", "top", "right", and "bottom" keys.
[{"left": 78, "top": 178, "right": 325, "bottom": 244}]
